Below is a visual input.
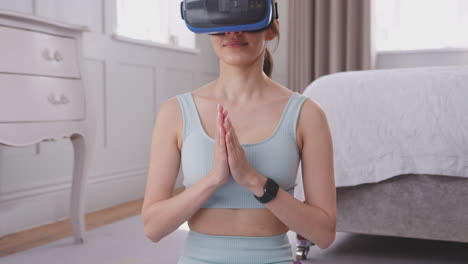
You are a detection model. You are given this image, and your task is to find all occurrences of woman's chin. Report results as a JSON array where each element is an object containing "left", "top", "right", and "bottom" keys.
[
  {"left": 221, "top": 55, "right": 257, "bottom": 67},
  {"left": 223, "top": 61, "right": 252, "bottom": 68}
]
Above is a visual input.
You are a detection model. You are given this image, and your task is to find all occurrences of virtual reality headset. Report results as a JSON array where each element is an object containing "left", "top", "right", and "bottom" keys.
[{"left": 180, "top": 0, "right": 279, "bottom": 34}]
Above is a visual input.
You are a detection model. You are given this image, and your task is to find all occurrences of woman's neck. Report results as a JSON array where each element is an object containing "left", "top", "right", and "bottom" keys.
[{"left": 215, "top": 60, "right": 271, "bottom": 103}]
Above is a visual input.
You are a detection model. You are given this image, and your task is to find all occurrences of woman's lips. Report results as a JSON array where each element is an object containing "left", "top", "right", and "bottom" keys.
[{"left": 223, "top": 41, "right": 248, "bottom": 47}]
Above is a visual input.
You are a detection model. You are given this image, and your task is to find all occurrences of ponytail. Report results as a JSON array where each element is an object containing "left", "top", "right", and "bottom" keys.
[
  {"left": 262, "top": 20, "right": 280, "bottom": 78},
  {"left": 263, "top": 48, "right": 273, "bottom": 78}
]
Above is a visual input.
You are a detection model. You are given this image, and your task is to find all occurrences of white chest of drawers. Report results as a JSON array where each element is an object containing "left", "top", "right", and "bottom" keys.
[{"left": 0, "top": 9, "right": 96, "bottom": 244}]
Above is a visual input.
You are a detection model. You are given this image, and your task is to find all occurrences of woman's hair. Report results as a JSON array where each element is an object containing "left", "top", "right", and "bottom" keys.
[{"left": 263, "top": 20, "right": 280, "bottom": 78}]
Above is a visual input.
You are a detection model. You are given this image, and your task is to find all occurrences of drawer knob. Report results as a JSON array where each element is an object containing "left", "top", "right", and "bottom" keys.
[
  {"left": 42, "top": 48, "right": 53, "bottom": 61},
  {"left": 48, "top": 93, "right": 70, "bottom": 105},
  {"left": 42, "top": 49, "right": 63, "bottom": 62},
  {"left": 54, "top": 51, "right": 63, "bottom": 62}
]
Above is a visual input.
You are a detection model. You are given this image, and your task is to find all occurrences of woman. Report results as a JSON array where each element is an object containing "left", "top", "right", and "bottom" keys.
[{"left": 141, "top": 12, "right": 336, "bottom": 264}]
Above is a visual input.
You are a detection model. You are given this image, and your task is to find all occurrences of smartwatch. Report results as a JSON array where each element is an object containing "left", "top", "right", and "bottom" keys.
[{"left": 254, "top": 177, "right": 279, "bottom": 204}]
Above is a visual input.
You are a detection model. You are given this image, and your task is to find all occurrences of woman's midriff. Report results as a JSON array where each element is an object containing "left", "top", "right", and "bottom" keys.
[{"left": 188, "top": 208, "right": 290, "bottom": 236}]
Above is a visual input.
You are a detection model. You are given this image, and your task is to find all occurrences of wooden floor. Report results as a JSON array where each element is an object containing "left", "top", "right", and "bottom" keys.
[{"left": 0, "top": 199, "right": 143, "bottom": 258}]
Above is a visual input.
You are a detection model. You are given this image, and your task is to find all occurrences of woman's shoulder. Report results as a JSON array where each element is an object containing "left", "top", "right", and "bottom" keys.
[
  {"left": 296, "top": 94, "right": 329, "bottom": 144},
  {"left": 160, "top": 95, "right": 183, "bottom": 117},
  {"left": 157, "top": 96, "right": 184, "bottom": 150}
]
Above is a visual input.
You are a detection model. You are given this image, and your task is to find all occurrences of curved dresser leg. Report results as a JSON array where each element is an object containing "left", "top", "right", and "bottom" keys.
[{"left": 70, "top": 132, "right": 93, "bottom": 244}]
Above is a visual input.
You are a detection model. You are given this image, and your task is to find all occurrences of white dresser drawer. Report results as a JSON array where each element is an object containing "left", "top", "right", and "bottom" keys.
[
  {"left": 0, "top": 26, "right": 80, "bottom": 78},
  {"left": 0, "top": 74, "right": 85, "bottom": 122}
]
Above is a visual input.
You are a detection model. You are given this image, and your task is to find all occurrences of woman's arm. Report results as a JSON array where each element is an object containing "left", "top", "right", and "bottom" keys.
[
  {"left": 246, "top": 99, "right": 336, "bottom": 249},
  {"left": 143, "top": 172, "right": 221, "bottom": 243},
  {"left": 141, "top": 97, "right": 222, "bottom": 243}
]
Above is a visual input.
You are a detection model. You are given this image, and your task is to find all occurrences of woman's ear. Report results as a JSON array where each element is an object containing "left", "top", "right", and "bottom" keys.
[{"left": 265, "top": 20, "right": 279, "bottom": 41}]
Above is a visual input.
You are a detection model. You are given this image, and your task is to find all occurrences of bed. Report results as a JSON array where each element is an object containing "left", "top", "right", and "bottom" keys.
[{"left": 294, "top": 65, "right": 468, "bottom": 243}]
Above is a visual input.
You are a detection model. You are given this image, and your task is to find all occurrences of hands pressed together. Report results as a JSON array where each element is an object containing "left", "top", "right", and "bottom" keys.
[{"left": 210, "top": 103, "right": 266, "bottom": 195}]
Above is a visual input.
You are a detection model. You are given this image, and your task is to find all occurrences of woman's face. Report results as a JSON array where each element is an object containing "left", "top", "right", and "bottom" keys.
[{"left": 210, "top": 25, "right": 277, "bottom": 67}]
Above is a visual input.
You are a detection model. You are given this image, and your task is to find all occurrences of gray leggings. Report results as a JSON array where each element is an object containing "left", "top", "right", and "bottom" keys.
[{"left": 177, "top": 230, "right": 294, "bottom": 264}]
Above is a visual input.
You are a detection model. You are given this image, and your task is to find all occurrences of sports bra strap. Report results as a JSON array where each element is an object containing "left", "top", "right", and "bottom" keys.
[
  {"left": 176, "top": 92, "right": 199, "bottom": 140},
  {"left": 282, "top": 92, "right": 309, "bottom": 144}
]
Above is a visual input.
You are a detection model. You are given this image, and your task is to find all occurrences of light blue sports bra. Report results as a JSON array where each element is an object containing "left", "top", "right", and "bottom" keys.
[{"left": 176, "top": 91, "right": 308, "bottom": 208}]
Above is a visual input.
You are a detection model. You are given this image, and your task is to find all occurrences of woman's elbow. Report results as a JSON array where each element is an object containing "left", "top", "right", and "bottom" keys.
[
  {"left": 142, "top": 212, "right": 162, "bottom": 243},
  {"left": 144, "top": 224, "right": 162, "bottom": 243},
  {"left": 317, "top": 230, "right": 336, "bottom": 249},
  {"left": 317, "top": 218, "right": 336, "bottom": 249},
  {"left": 145, "top": 231, "right": 161, "bottom": 243}
]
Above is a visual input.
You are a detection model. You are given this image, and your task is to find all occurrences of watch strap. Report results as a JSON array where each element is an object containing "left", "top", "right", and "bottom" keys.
[{"left": 254, "top": 177, "right": 279, "bottom": 204}]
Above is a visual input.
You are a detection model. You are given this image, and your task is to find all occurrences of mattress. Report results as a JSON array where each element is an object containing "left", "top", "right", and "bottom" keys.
[{"left": 298, "top": 66, "right": 468, "bottom": 189}]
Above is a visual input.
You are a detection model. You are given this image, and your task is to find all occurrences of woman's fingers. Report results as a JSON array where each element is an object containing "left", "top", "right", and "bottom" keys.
[
  {"left": 215, "top": 104, "right": 221, "bottom": 143},
  {"left": 217, "top": 104, "right": 226, "bottom": 151},
  {"left": 221, "top": 106, "right": 228, "bottom": 145},
  {"left": 224, "top": 115, "right": 230, "bottom": 139},
  {"left": 227, "top": 117, "right": 239, "bottom": 147}
]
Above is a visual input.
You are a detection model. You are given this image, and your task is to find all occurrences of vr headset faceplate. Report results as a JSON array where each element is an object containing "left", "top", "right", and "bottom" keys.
[{"left": 181, "top": 0, "right": 278, "bottom": 34}]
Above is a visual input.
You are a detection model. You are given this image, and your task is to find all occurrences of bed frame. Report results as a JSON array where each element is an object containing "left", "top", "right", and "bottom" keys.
[{"left": 336, "top": 174, "right": 468, "bottom": 243}]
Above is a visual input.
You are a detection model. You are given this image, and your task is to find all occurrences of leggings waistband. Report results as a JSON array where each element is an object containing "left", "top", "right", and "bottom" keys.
[
  {"left": 178, "top": 230, "right": 293, "bottom": 264},
  {"left": 189, "top": 230, "right": 289, "bottom": 240}
]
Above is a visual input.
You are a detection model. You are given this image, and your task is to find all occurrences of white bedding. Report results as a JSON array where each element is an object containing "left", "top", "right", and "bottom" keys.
[{"left": 294, "top": 66, "right": 468, "bottom": 199}]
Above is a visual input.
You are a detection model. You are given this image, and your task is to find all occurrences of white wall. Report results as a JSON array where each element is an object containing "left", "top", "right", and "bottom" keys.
[{"left": 0, "top": 0, "right": 289, "bottom": 236}]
